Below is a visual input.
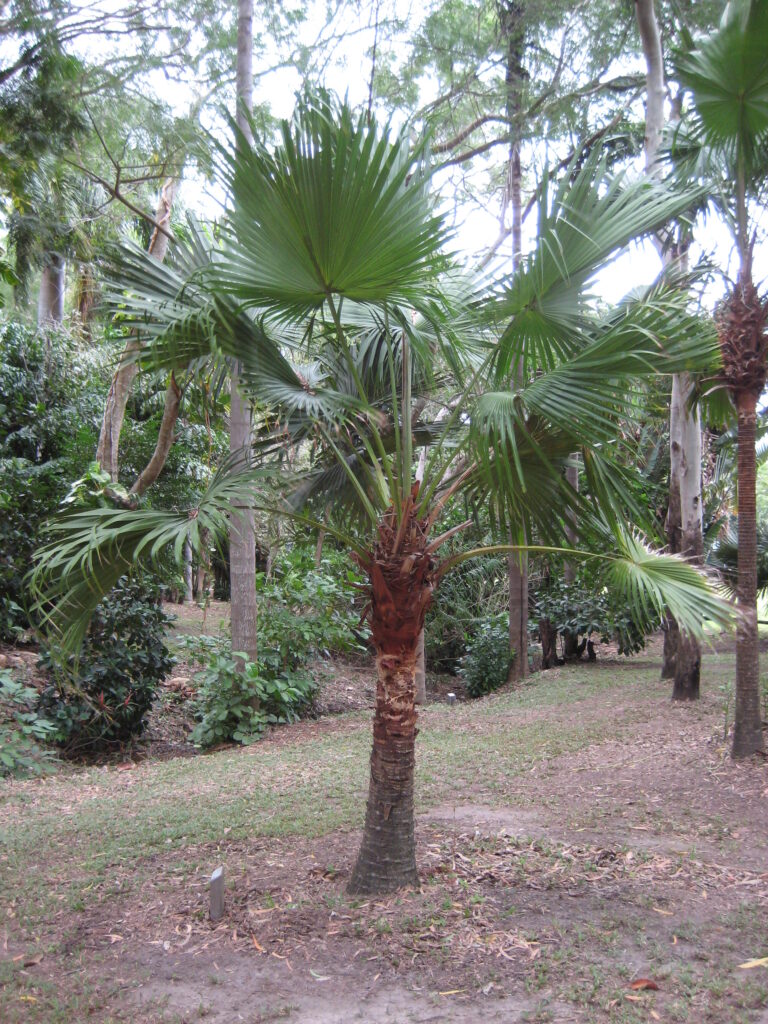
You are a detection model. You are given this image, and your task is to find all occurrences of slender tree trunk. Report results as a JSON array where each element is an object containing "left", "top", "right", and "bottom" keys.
[
  {"left": 670, "top": 372, "right": 703, "bottom": 699},
  {"left": 733, "top": 391, "right": 765, "bottom": 756},
  {"left": 561, "top": 456, "right": 580, "bottom": 659},
  {"left": 349, "top": 501, "right": 433, "bottom": 895},
  {"left": 76, "top": 262, "right": 96, "bottom": 337},
  {"left": 227, "top": 0, "right": 260, "bottom": 665},
  {"left": 414, "top": 629, "right": 427, "bottom": 705},
  {"left": 636, "top": 0, "right": 704, "bottom": 691},
  {"left": 96, "top": 179, "right": 177, "bottom": 481},
  {"left": 37, "top": 255, "right": 65, "bottom": 324},
  {"left": 662, "top": 455, "right": 682, "bottom": 678},
  {"left": 129, "top": 374, "right": 182, "bottom": 496},
  {"left": 499, "top": 1, "right": 528, "bottom": 683},
  {"left": 184, "top": 538, "right": 194, "bottom": 605}
]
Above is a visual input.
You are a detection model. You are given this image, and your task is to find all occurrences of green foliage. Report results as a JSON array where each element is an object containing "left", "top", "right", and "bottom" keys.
[
  {"left": 181, "top": 644, "right": 316, "bottom": 749},
  {"left": 256, "top": 546, "right": 368, "bottom": 665},
  {"left": 426, "top": 551, "right": 508, "bottom": 672},
  {"left": 37, "top": 577, "right": 175, "bottom": 753},
  {"left": 533, "top": 566, "right": 647, "bottom": 657},
  {"left": 0, "top": 321, "right": 103, "bottom": 640},
  {"left": 459, "top": 618, "right": 512, "bottom": 699},
  {"left": 0, "top": 669, "right": 57, "bottom": 777}
]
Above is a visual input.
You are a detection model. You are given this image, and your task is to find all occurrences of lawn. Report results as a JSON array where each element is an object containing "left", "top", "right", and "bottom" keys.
[{"left": 1, "top": 648, "right": 767, "bottom": 1023}]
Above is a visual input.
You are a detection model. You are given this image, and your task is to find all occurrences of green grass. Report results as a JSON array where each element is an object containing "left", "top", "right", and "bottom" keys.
[
  {"left": 2, "top": 650, "right": 763, "bottom": 1024},
  {"left": 0, "top": 661, "right": 664, "bottom": 907}
]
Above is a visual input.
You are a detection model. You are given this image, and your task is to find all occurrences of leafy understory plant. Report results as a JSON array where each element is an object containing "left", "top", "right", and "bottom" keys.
[
  {"left": 459, "top": 618, "right": 513, "bottom": 698},
  {"left": 0, "top": 670, "right": 57, "bottom": 776},
  {"left": 188, "top": 651, "right": 315, "bottom": 748}
]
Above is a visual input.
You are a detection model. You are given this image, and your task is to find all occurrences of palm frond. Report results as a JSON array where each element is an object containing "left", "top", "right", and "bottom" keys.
[
  {"left": 489, "top": 151, "right": 707, "bottom": 380},
  {"left": 675, "top": 0, "right": 768, "bottom": 175},
  {"left": 439, "top": 533, "right": 734, "bottom": 639},
  {"left": 214, "top": 95, "right": 448, "bottom": 320}
]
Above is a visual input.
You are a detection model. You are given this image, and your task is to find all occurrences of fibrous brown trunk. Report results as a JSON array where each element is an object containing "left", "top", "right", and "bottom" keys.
[
  {"left": 733, "top": 390, "right": 765, "bottom": 755},
  {"left": 349, "top": 497, "right": 433, "bottom": 895},
  {"left": 37, "top": 255, "right": 65, "bottom": 324},
  {"left": 96, "top": 179, "right": 177, "bottom": 481}
]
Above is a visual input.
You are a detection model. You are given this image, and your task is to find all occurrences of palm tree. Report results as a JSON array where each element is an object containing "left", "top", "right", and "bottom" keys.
[
  {"left": 675, "top": 0, "right": 768, "bottom": 757},
  {"left": 32, "top": 96, "right": 732, "bottom": 894}
]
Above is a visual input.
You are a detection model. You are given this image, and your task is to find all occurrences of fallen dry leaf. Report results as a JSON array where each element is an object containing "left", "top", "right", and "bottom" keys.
[
  {"left": 624, "top": 994, "right": 642, "bottom": 1002},
  {"left": 630, "top": 978, "right": 659, "bottom": 991},
  {"left": 652, "top": 907, "right": 673, "bottom": 916},
  {"left": 439, "top": 989, "right": 467, "bottom": 996},
  {"left": 251, "top": 936, "right": 264, "bottom": 952},
  {"left": 738, "top": 956, "right": 768, "bottom": 969},
  {"left": 650, "top": 1011, "right": 661, "bottom": 1021},
  {"left": 22, "top": 953, "right": 43, "bottom": 967}
]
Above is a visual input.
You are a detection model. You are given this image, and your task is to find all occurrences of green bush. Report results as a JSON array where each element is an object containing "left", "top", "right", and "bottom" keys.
[
  {"left": 426, "top": 551, "right": 508, "bottom": 673},
  {"left": 38, "top": 577, "right": 175, "bottom": 753},
  {"left": 533, "top": 566, "right": 646, "bottom": 658},
  {"left": 186, "top": 649, "right": 316, "bottom": 748},
  {"left": 0, "top": 321, "right": 104, "bottom": 640},
  {"left": 459, "top": 618, "right": 512, "bottom": 698},
  {"left": 256, "top": 546, "right": 368, "bottom": 664},
  {"left": 0, "top": 670, "right": 57, "bottom": 776}
]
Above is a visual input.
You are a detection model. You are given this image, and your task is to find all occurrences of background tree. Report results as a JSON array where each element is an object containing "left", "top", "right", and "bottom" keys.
[{"left": 675, "top": 0, "right": 768, "bottom": 756}]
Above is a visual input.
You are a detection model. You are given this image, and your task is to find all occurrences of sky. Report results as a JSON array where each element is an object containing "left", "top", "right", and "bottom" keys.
[{"left": 22, "top": 0, "right": 768, "bottom": 310}]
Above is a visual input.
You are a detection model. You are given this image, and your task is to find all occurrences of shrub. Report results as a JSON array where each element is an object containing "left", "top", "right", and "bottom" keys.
[
  {"left": 426, "top": 552, "right": 508, "bottom": 673},
  {"left": 533, "top": 567, "right": 646, "bottom": 658},
  {"left": 0, "top": 321, "right": 104, "bottom": 641},
  {"left": 459, "top": 618, "right": 512, "bottom": 698},
  {"left": 38, "top": 577, "right": 175, "bottom": 753},
  {"left": 256, "top": 546, "right": 368, "bottom": 664},
  {"left": 186, "top": 649, "right": 316, "bottom": 748},
  {"left": 0, "top": 669, "right": 57, "bottom": 776}
]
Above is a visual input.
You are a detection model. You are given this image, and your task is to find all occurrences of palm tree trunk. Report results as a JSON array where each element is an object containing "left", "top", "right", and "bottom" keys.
[
  {"left": 349, "top": 503, "right": 433, "bottom": 895},
  {"left": 348, "top": 636, "right": 420, "bottom": 894},
  {"left": 500, "top": 0, "right": 529, "bottom": 684},
  {"left": 733, "top": 390, "right": 765, "bottom": 756}
]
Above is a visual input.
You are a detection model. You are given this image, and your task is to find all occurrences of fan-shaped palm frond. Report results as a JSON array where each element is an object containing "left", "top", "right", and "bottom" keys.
[
  {"left": 675, "top": 0, "right": 768, "bottom": 173},
  {"left": 214, "top": 94, "right": 448, "bottom": 320},
  {"left": 488, "top": 151, "right": 707, "bottom": 381}
]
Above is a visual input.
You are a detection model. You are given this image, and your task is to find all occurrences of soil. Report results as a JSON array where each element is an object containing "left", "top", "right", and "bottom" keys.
[{"left": 2, "top": 636, "right": 767, "bottom": 1023}]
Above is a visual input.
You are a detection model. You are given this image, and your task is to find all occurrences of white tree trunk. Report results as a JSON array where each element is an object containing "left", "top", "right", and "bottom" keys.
[
  {"left": 414, "top": 629, "right": 426, "bottom": 705},
  {"left": 635, "top": 0, "right": 703, "bottom": 694},
  {"left": 184, "top": 538, "right": 194, "bottom": 604},
  {"left": 37, "top": 256, "right": 65, "bottom": 324}
]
